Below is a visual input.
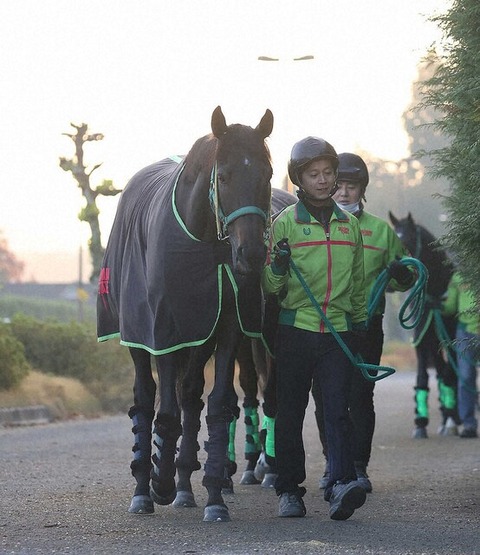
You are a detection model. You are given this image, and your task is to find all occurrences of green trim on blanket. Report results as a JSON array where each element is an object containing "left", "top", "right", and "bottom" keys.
[{"left": 171, "top": 164, "right": 201, "bottom": 242}]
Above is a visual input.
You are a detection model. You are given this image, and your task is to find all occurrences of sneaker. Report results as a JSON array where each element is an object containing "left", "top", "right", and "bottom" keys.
[
  {"left": 278, "top": 492, "right": 306, "bottom": 518},
  {"left": 329, "top": 481, "right": 366, "bottom": 521},
  {"left": 459, "top": 428, "right": 478, "bottom": 438},
  {"left": 354, "top": 462, "right": 373, "bottom": 493},
  {"left": 319, "top": 464, "right": 330, "bottom": 490}
]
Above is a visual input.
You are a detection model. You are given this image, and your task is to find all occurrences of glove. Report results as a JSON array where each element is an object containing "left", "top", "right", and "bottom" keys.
[
  {"left": 271, "top": 238, "right": 291, "bottom": 276},
  {"left": 425, "top": 296, "right": 442, "bottom": 311},
  {"left": 387, "top": 256, "right": 414, "bottom": 285}
]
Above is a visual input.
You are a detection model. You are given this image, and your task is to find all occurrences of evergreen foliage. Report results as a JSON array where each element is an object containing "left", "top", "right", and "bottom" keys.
[{"left": 420, "top": 0, "right": 480, "bottom": 305}]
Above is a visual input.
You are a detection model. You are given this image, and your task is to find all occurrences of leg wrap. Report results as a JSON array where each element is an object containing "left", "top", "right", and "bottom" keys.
[
  {"left": 228, "top": 417, "right": 237, "bottom": 463},
  {"left": 244, "top": 406, "right": 261, "bottom": 459},
  {"left": 262, "top": 415, "right": 276, "bottom": 460},
  {"left": 176, "top": 400, "right": 204, "bottom": 473},
  {"left": 151, "top": 413, "right": 182, "bottom": 487},
  {"left": 414, "top": 387, "right": 429, "bottom": 427},
  {"left": 204, "top": 414, "right": 233, "bottom": 484},
  {"left": 438, "top": 379, "right": 456, "bottom": 411},
  {"left": 128, "top": 406, "right": 154, "bottom": 495}
]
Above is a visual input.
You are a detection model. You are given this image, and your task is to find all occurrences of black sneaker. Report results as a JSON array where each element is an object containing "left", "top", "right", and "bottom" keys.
[
  {"left": 459, "top": 428, "right": 478, "bottom": 438},
  {"left": 278, "top": 492, "right": 306, "bottom": 518},
  {"left": 354, "top": 462, "right": 373, "bottom": 493},
  {"left": 329, "top": 481, "right": 366, "bottom": 520}
]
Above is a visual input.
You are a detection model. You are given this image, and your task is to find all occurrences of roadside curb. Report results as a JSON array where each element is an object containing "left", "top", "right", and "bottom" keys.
[{"left": 0, "top": 405, "right": 53, "bottom": 427}]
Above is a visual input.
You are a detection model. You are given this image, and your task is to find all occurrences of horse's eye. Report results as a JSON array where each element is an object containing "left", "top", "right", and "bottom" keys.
[{"left": 217, "top": 173, "right": 227, "bottom": 185}]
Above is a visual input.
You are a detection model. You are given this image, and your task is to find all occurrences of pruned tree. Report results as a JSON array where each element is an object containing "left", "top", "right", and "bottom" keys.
[
  {"left": 59, "top": 123, "right": 122, "bottom": 283},
  {"left": 0, "top": 232, "right": 24, "bottom": 284}
]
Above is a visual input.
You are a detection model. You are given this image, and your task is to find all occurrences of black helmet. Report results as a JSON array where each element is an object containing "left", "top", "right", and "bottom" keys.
[
  {"left": 288, "top": 136, "right": 339, "bottom": 187},
  {"left": 337, "top": 153, "right": 369, "bottom": 188}
]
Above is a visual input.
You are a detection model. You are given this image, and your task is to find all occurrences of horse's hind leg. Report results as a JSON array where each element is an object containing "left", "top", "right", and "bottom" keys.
[
  {"left": 150, "top": 353, "right": 182, "bottom": 506},
  {"left": 128, "top": 347, "right": 156, "bottom": 514}
]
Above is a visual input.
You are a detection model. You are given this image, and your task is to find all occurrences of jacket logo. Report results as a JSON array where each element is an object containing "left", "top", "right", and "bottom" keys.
[
  {"left": 361, "top": 229, "right": 372, "bottom": 237},
  {"left": 303, "top": 227, "right": 311, "bottom": 235},
  {"left": 338, "top": 226, "right": 350, "bottom": 235}
]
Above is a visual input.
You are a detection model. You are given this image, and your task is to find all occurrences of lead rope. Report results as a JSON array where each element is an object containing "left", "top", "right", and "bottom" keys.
[{"left": 288, "top": 258, "right": 395, "bottom": 382}]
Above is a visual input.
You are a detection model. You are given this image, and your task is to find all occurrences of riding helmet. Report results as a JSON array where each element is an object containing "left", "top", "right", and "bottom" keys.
[
  {"left": 288, "top": 136, "right": 339, "bottom": 187},
  {"left": 337, "top": 153, "right": 369, "bottom": 188}
]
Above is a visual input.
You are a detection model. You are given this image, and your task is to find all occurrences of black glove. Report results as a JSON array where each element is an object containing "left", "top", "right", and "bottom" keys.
[
  {"left": 271, "top": 238, "right": 291, "bottom": 275},
  {"left": 350, "top": 321, "right": 367, "bottom": 357},
  {"left": 425, "top": 296, "right": 442, "bottom": 311},
  {"left": 387, "top": 257, "right": 414, "bottom": 285}
]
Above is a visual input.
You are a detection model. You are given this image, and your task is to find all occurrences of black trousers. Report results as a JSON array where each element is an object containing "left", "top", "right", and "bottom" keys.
[
  {"left": 274, "top": 325, "right": 357, "bottom": 498},
  {"left": 313, "top": 315, "right": 384, "bottom": 466}
]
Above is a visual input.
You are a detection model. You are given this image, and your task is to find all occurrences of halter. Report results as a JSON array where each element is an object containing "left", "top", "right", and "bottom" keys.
[{"left": 208, "top": 163, "right": 271, "bottom": 241}]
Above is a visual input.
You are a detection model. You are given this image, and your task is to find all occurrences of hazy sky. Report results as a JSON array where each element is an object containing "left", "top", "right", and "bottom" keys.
[{"left": 0, "top": 0, "right": 449, "bottom": 282}]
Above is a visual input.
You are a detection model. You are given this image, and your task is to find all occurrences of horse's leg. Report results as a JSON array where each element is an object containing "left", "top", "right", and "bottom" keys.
[
  {"left": 202, "top": 315, "right": 241, "bottom": 522},
  {"left": 437, "top": 315, "right": 459, "bottom": 435},
  {"left": 149, "top": 352, "right": 182, "bottom": 506},
  {"left": 237, "top": 336, "right": 262, "bottom": 485},
  {"left": 174, "top": 343, "right": 214, "bottom": 508},
  {"left": 255, "top": 354, "right": 278, "bottom": 488},
  {"left": 127, "top": 347, "right": 156, "bottom": 514},
  {"left": 413, "top": 339, "right": 430, "bottom": 438}
]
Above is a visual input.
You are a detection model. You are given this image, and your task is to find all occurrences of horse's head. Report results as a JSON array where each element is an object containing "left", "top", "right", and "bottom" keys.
[
  {"left": 210, "top": 106, "right": 273, "bottom": 275},
  {"left": 389, "top": 211, "right": 418, "bottom": 256}
]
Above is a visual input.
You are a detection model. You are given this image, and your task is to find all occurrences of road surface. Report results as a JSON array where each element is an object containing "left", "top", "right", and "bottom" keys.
[{"left": 0, "top": 370, "right": 478, "bottom": 555}]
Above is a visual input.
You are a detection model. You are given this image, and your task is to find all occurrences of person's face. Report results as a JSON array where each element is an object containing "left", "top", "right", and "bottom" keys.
[
  {"left": 300, "top": 158, "right": 336, "bottom": 205},
  {"left": 333, "top": 180, "right": 363, "bottom": 205}
]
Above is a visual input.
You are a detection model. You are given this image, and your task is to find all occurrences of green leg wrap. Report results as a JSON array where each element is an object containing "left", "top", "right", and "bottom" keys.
[
  {"left": 227, "top": 417, "right": 237, "bottom": 463},
  {"left": 438, "top": 380, "right": 456, "bottom": 410},
  {"left": 262, "top": 415, "right": 276, "bottom": 459},
  {"left": 244, "top": 406, "right": 261, "bottom": 455},
  {"left": 415, "top": 388, "right": 429, "bottom": 420}
]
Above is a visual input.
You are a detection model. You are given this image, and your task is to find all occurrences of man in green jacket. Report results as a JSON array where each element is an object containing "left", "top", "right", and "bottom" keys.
[
  {"left": 262, "top": 137, "right": 367, "bottom": 520},
  {"left": 442, "top": 271, "right": 479, "bottom": 438},
  {"left": 313, "top": 153, "right": 417, "bottom": 493}
]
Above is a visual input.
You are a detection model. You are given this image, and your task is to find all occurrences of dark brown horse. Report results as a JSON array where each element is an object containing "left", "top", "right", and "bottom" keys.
[
  {"left": 389, "top": 212, "right": 458, "bottom": 438},
  {"left": 97, "top": 107, "right": 274, "bottom": 521}
]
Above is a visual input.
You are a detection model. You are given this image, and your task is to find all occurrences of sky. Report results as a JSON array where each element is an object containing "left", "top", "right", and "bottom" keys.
[{"left": 0, "top": 0, "right": 449, "bottom": 282}]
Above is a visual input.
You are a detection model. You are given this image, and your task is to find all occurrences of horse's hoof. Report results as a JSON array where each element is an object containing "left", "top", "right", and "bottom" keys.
[
  {"left": 254, "top": 452, "right": 271, "bottom": 482},
  {"left": 150, "top": 485, "right": 177, "bottom": 506},
  {"left": 261, "top": 473, "right": 277, "bottom": 488},
  {"left": 412, "top": 427, "right": 428, "bottom": 439},
  {"left": 438, "top": 417, "right": 458, "bottom": 436},
  {"left": 172, "top": 490, "right": 197, "bottom": 508},
  {"left": 240, "top": 470, "right": 261, "bottom": 485},
  {"left": 203, "top": 504, "right": 230, "bottom": 522},
  {"left": 128, "top": 495, "right": 154, "bottom": 514}
]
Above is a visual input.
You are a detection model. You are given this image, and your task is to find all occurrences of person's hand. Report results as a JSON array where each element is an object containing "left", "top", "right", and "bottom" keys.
[
  {"left": 350, "top": 321, "right": 367, "bottom": 356},
  {"left": 387, "top": 256, "right": 414, "bottom": 285},
  {"left": 425, "top": 296, "right": 442, "bottom": 311},
  {"left": 271, "top": 238, "right": 291, "bottom": 275}
]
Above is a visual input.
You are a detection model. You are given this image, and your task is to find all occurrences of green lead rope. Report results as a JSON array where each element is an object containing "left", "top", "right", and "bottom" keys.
[
  {"left": 288, "top": 258, "right": 395, "bottom": 382},
  {"left": 367, "top": 257, "right": 429, "bottom": 329}
]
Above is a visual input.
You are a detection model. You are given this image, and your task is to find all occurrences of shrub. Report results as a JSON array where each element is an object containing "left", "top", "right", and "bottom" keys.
[{"left": 0, "top": 323, "right": 31, "bottom": 390}]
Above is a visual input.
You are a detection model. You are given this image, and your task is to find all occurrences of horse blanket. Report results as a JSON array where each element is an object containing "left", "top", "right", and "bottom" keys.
[{"left": 97, "top": 157, "right": 264, "bottom": 355}]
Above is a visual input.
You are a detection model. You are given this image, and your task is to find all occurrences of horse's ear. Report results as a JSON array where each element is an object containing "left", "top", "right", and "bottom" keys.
[
  {"left": 388, "top": 211, "right": 398, "bottom": 226},
  {"left": 256, "top": 109, "right": 274, "bottom": 139},
  {"left": 211, "top": 106, "right": 228, "bottom": 138},
  {"left": 407, "top": 212, "right": 415, "bottom": 225}
]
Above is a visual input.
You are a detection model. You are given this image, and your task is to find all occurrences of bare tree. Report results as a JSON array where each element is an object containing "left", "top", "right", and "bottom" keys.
[{"left": 59, "top": 123, "right": 122, "bottom": 283}]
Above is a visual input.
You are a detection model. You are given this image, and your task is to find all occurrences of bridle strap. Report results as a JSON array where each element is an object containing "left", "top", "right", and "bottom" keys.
[{"left": 209, "top": 164, "right": 270, "bottom": 241}]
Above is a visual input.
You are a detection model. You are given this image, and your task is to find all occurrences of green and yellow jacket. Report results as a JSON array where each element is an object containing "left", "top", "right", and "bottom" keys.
[
  {"left": 442, "top": 272, "right": 480, "bottom": 335},
  {"left": 357, "top": 210, "right": 413, "bottom": 316},
  {"left": 262, "top": 200, "right": 366, "bottom": 333}
]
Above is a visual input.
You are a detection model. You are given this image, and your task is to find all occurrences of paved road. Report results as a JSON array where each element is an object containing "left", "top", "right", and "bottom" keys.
[{"left": 1, "top": 370, "right": 478, "bottom": 555}]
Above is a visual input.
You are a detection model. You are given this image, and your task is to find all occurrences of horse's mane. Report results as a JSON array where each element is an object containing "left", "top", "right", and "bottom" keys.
[{"left": 182, "top": 134, "right": 217, "bottom": 182}]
